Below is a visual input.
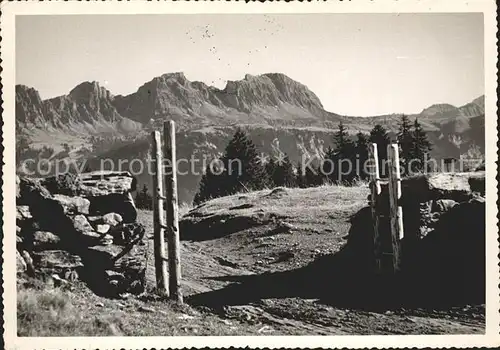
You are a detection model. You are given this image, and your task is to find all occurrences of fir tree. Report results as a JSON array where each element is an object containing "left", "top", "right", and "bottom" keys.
[
  {"left": 369, "top": 124, "right": 390, "bottom": 177},
  {"left": 135, "top": 184, "right": 153, "bottom": 210},
  {"left": 269, "top": 154, "right": 296, "bottom": 187},
  {"left": 355, "top": 132, "right": 370, "bottom": 180},
  {"left": 408, "top": 118, "right": 432, "bottom": 173},
  {"left": 305, "top": 163, "right": 322, "bottom": 187},
  {"left": 296, "top": 160, "right": 307, "bottom": 188},
  {"left": 324, "top": 121, "right": 357, "bottom": 184},
  {"left": 193, "top": 128, "right": 269, "bottom": 204},
  {"left": 193, "top": 162, "right": 224, "bottom": 205},
  {"left": 221, "top": 128, "right": 270, "bottom": 193},
  {"left": 321, "top": 146, "right": 336, "bottom": 182},
  {"left": 397, "top": 114, "right": 413, "bottom": 174},
  {"left": 333, "top": 121, "right": 355, "bottom": 155}
]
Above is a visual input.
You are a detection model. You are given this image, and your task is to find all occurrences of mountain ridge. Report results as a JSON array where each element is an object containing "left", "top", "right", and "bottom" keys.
[
  {"left": 16, "top": 72, "right": 485, "bottom": 203},
  {"left": 16, "top": 72, "right": 484, "bottom": 133}
]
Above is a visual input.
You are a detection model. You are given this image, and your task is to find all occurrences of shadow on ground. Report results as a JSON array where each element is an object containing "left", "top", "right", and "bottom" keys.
[{"left": 189, "top": 199, "right": 485, "bottom": 312}]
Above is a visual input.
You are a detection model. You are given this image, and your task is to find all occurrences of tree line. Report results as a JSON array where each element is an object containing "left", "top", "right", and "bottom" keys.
[
  {"left": 134, "top": 115, "right": 433, "bottom": 208},
  {"left": 193, "top": 116, "right": 432, "bottom": 205}
]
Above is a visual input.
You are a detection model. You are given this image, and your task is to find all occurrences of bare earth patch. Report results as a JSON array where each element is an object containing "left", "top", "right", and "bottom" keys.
[{"left": 18, "top": 184, "right": 484, "bottom": 336}]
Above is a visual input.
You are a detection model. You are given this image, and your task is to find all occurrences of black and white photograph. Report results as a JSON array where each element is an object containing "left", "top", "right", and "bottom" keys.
[{"left": 2, "top": 0, "right": 498, "bottom": 348}]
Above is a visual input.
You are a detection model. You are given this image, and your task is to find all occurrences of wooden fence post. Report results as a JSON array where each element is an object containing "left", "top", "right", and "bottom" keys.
[
  {"left": 368, "top": 143, "right": 382, "bottom": 273},
  {"left": 151, "top": 131, "right": 169, "bottom": 296},
  {"left": 163, "top": 121, "right": 183, "bottom": 304},
  {"left": 387, "top": 143, "right": 403, "bottom": 273}
]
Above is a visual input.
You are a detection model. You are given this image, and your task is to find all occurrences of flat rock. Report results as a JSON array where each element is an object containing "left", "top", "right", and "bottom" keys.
[
  {"left": 32, "top": 250, "right": 83, "bottom": 270},
  {"left": 17, "top": 250, "right": 27, "bottom": 273},
  {"left": 97, "top": 224, "right": 111, "bottom": 234},
  {"left": 99, "top": 234, "right": 114, "bottom": 246},
  {"left": 73, "top": 214, "right": 94, "bottom": 233},
  {"left": 432, "top": 199, "right": 458, "bottom": 213},
  {"left": 32, "top": 231, "right": 61, "bottom": 250},
  {"left": 79, "top": 171, "right": 137, "bottom": 197},
  {"left": 16, "top": 206, "right": 32, "bottom": 221},
  {"left": 380, "top": 172, "right": 486, "bottom": 205},
  {"left": 82, "top": 231, "right": 101, "bottom": 239},
  {"left": 17, "top": 177, "right": 52, "bottom": 205},
  {"left": 16, "top": 175, "right": 21, "bottom": 199},
  {"left": 89, "top": 193, "right": 137, "bottom": 223},
  {"left": 53, "top": 194, "right": 90, "bottom": 215},
  {"left": 111, "top": 222, "right": 145, "bottom": 245}
]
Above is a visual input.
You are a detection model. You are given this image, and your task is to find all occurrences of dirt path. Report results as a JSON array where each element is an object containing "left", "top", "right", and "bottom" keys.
[{"left": 137, "top": 206, "right": 484, "bottom": 335}]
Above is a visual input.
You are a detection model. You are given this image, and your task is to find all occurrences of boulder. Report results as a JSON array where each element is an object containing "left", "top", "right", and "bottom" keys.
[
  {"left": 72, "top": 214, "right": 94, "bottom": 233},
  {"left": 379, "top": 172, "right": 485, "bottom": 206},
  {"left": 17, "top": 178, "right": 75, "bottom": 235},
  {"left": 102, "top": 212, "right": 123, "bottom": 226},
  {"left": 16, "top": 206, "right": 32, "bottom": 221},
  {"left": 17, "top": 250, "right": 27, "bottom": 273},
  {"left": 86, "top": 245, "right": 124, "bottom": 267},
  {"left": 81, "top": 231, "right": 102, "bottom": 239},
  {"left": 97, "top": 224, "right": 111, "bottom": 234},
  {"left": 16, "top": 226, "right": 23, "bottom": 245},
  {"left": 99, "top": 234, "right": 114, "bottom": 246},
  {"left": 32, "top": 231, "right": 61, "bottom": 250},
  {"left": 17, "top": 177, "right": 52, "bottom": 205},
  {"left": 40, "top": 173, "right": 82, "bottom": 196},
  {"left": 21, "top": 250, "right": 35, "bottom": 275},
  {"left": 89, "top": 193, "right": 137, "bottom": 223},
  {"left": 16, "top": 175, "right": 21, "bottom": 199},
  {"left": 87, "top": 215, "right": 104, "bottom": 225},
  {"left": 111, "top": 222, "right": 145, "bottom": 246},
  {"left": 82, "top": 243, "right": 146, "bottom": 296},
  {"left": 78, "top": 171, "right": 137, "bottom": 197},
  {"left": 32, "top": 250, "right": 83, "bottom": 272},
  {"left": 431, "top": 199, "right": 458, "bottom": 213},
  {"left": 53, "top": 194, "right": 90, "bottom": 215}
]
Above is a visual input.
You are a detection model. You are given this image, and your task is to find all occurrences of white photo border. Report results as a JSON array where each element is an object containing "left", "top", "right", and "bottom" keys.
[{"left": 1, "top": 0, "right": 498, "bottom": 348}]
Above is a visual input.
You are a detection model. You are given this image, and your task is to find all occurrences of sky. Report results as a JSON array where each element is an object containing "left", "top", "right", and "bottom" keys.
[{"left": 16, "top": 13, "right": 484, "bottom": 117}]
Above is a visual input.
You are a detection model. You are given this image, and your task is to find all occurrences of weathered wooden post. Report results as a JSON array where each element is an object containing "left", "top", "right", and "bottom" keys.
[
  {"left": 387, "top": 143, "right": 403, "bottom": 273},
  {"left": 151, "top": 131, "right": 168, "bottom": 295},
  {"left": 163, "top": 120, "right": 183, "bottom": 304},
  {"left": 368, "top": 143, "right": 382, "bottom": 273}
]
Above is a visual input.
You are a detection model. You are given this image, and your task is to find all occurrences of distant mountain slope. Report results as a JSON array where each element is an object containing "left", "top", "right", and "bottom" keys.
[
  {"left": 16, "top": 72, "right": 484, "bottom": 137},
  {"left": 16, "top": 83, "right": 142, "bottom": 137},
  {"left": 111, "top": 72, "right": 341, "bottom": 128},
  {"left": 15, "top": 72, "right": 485, "bottom": 203}
]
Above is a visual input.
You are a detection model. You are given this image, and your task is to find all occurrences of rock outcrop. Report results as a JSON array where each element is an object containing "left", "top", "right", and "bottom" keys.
[
  {"left": 346, "top": 171, "right": 486, "bottom": 306},
  {"left": 16, "top": 171, "right": 146, "bottom": 296}
]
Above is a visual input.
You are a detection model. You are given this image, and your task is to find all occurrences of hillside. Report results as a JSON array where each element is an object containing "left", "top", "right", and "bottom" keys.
[{"left": 18, "top": 183, "right": 485, "bottom": 335}]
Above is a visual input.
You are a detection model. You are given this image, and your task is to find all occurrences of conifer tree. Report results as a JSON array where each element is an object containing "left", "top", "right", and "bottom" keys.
[
  {"left": 266, "top": 154, "right": 296, "bottom": 187},
  {"left": 397, "top": 114, "right": 413, "bottom": 174},
  {"left": 334, "top": 121, "right": 356, "bottom": 158},
  {"left": 320, "top": 146, "right": 336, "bottom": 182},
  {"left": 193, "top": 128, "right": 269, "bottom": 204},
  {"left": 193, "top": 162, "right": 224, "bottom": 205},
  {"left": 296, "top": 160, "right": 307, "bottom": 188},
  {"left": 135, "top": 184, "right": 153, "bottom": 210},
  {"left": 408, "top": 118, "right": 432, "bottom": 173},
  {"left": 355, "top": 132, "right": 370, "bottom": 180},
  {"left": 324, "top": 121, "right": 357, "bottom": 184},
  {"left": 305, "top": 163, "right": 322, "bottom": 187},
  {"left": 222, "top": 128, "right": 270, "bottom": 193},
  {"left": 369, "top": 124, "right": 390, "bottom": 177}
]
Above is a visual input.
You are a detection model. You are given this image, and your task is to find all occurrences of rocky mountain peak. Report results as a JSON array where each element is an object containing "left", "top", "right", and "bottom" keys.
[
  {"left": 69, "top": 81, "right": 112, "bottom": 101},
  {"left": 472, "top": 95, "right": 485, "bottom": 109}
]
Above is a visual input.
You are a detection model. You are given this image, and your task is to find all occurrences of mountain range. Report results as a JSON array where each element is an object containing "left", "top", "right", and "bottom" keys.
[{"left": 16, "top": 72, "right": 485, "bottom": 203}]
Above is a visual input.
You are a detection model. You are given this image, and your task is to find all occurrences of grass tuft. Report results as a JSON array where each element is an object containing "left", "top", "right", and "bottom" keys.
[{"left": 17, "top": 287, "right": 124, "bottom": 336}]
